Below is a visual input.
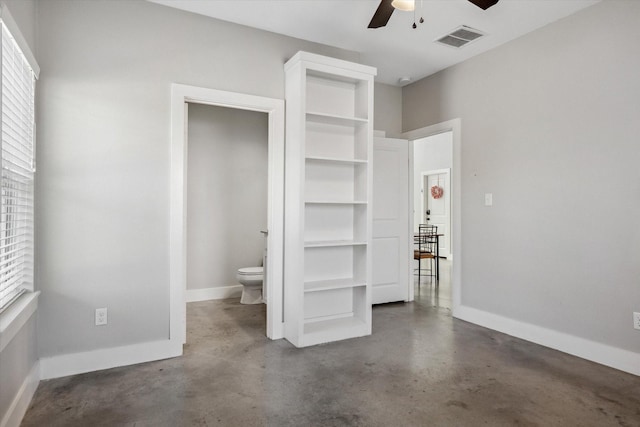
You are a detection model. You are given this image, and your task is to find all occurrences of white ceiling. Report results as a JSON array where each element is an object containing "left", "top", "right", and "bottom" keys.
[{"left": 149, "top": 0, "right": 599, "bottom": 86}]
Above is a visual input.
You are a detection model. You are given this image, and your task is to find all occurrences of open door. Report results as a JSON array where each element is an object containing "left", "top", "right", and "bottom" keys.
[{"left": 372, "top": 137, "right": 410, "bottom": 304}]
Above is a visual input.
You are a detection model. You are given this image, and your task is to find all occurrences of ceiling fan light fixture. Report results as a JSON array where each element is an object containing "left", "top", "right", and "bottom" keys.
[{"left": 391, "top": 0, "right": 414, "bottom": 12}]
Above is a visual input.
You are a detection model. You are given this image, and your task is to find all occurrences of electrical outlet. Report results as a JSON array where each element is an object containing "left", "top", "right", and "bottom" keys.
[
  {"left": 634, "top": 312, "right": 640, "bottom": 331},
  {"left": 484, "top": 193, "right": 493, "bottom": 206},
  {"left": 95, "top": 307, "right": 108, "bottom": 326}
]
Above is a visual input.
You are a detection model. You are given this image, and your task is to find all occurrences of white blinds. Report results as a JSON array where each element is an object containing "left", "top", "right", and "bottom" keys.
[{"left": 0, "top": 21, "right": 35, "bottom": 312}]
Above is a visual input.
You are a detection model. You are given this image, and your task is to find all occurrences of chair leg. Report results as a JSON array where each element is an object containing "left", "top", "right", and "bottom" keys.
[
  {"left": 434, "top": 258, "right": 438, "bottom": 287},
  {"left": 417, "top": 257, "right": 421, "bottom": 294},
  {"left": 430, "top": 258, "right": 434, "bottom": 285}
]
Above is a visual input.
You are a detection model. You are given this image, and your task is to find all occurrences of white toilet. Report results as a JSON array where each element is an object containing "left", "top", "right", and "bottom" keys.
[{"left": 236, "top": 266, "right": 264, "bottom": 304}]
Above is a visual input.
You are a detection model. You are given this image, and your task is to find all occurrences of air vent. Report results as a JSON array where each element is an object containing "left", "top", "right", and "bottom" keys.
[{"left": 436, "top": 25, "right": 485, "bottom": 48}]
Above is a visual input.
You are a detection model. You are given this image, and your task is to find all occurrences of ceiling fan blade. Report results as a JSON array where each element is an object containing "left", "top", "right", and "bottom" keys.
[
  {"left": 467, "top": 0, "right": 499, "bottom": 10},
  {"left": 368, "top": 0, "right": 395, "bottom": 29}
]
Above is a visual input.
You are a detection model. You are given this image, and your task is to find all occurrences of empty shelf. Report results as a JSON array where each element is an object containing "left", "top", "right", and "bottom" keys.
[
  {"left": 304, "top": 278, "right": 367, "bottom": 293},
  {"left": 306, "top": 111, "right": 368, "bottom": 126},
  {"left": 305, "top": 156, "right": 368, "bottom": 165},
  {"left": 304, "top": 240, "right": 367, "bottom": 248},
  {"left": 305, "top": 200, "right": 367, "bottom": 205}
]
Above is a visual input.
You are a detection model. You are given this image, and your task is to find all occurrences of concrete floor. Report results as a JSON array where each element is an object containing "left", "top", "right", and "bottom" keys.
[{"left": 23, "top": 261, "right": 640, "bottom": 426}]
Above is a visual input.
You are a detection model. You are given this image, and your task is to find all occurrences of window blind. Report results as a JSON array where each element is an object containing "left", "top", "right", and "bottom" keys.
[{"left": 0, "top": 21, "right": 35, "bottom": 312}]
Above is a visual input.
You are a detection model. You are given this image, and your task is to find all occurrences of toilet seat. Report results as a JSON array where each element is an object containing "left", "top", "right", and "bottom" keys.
[{"left": 238, "top": 267, "right": 263, "bottom": 276}]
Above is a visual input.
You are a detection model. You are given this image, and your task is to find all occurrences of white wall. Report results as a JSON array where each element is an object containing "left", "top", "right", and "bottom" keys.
[
  {"left": 412, "top": 132, "right": 452, "bottom": 231},
  {"left": 35, "top": 0, "right": 364, "bottom": 360},
  {"left": 403, "top": 0, "right": 640, "bottom": 359},
  {"left": 187, "top": 104, "right": 267, "bottom": 291}
]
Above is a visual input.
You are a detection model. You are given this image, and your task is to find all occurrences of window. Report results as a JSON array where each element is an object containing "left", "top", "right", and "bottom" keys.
[{"left": 0, "top": 19, "right": 36, "bottom": 313}]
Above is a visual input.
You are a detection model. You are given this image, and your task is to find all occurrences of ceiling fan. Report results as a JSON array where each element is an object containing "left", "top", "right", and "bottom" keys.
[{"left": 368, "top": 0, "right": 499, "bottom": 29}]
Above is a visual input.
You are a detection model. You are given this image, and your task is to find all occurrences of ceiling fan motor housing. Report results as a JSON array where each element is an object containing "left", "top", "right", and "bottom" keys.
[{"left": 368, "top": 0, "right": 499, "bottom": 29}]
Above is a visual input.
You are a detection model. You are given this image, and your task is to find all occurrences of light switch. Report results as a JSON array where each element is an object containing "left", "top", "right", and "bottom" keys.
[{"left": 484, "top": 193, "right": 493, "bottom": 206}]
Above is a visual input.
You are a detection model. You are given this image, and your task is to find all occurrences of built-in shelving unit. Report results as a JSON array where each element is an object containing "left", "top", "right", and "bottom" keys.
[{"left": 284, "top": 51, "right": 376, "bottom": 347}]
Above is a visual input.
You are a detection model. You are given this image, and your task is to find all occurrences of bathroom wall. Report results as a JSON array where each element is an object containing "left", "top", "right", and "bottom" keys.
[
  {"left": 412, "top": 132, "right": 452, "bottom": 231},
  {"left": 187, "top": 104, "right": 268, "bottom": 292}
]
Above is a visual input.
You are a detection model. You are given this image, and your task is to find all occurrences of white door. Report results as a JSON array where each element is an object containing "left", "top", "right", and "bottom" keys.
[
  {"left": 372, "top": 137, "right": 410, "bottom": 304},
  {"left": 422, "top": 170, "right": 450, "bottom": 258}
]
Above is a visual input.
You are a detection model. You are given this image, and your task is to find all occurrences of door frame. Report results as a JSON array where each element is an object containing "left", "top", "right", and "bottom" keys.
[
  {"left": 421, "top": 168, "right": 451, "bottom": 259},
  {"left": 403, "top": 119, "right": 461, "bottom": 315},
  {"left": 170, "top": 84, "right": 285, "bottom": 348}
]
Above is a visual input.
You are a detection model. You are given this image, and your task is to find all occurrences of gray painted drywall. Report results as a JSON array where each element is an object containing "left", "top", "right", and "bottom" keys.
[
  {"left": 413, "top": 132, "right": 452, "bottom": 231},
  {"left": 187, "top": 104, "right": 267, "bottom": 290},
  {"left": 374, "top": 82, "right": 402, "bottom": 137},
  {"left": 0, "top": 1, "right": 38, "bottom": 423},
  {"left": 35, "top": 0, "right": 364, "bottom": 357},
  {"left": 3, "top": 0, "right": 36, "bottom": 54},
  {"left": 403, "top": 0, "right": 640, "bottom": 353},
  {"left": 0, "top": 314, "right": 37, "bottom": 420}
]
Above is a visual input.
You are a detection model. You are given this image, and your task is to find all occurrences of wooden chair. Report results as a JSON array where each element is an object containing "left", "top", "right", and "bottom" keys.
[{"left": 414, "top": 224, "right": 438, "bottom": 288}]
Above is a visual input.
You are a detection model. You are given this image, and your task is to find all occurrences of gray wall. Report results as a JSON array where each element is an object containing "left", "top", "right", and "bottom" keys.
[
  {"left": 187, "top": 104, "right": 267, "bottom": 290},
  {"left": 0, "top": 0, "right": 38, "bottom": 423},
  {"left": 403, "top": 0, "right": 640, "bottom": 353},
  {"left": 35, "top": 0, "right": 363, "bottom": 358},
  {"left": 413, "top": 132, "right": 452, "bottom": 231},
  {"left": 374, "top": 82, "right": 402, "bottom": 137},
  {"left": 0, "top": 314, "right": 38, "bottom": 420},
  {"left": 3, "top": 0, "right": 36, "bottom": 53}
]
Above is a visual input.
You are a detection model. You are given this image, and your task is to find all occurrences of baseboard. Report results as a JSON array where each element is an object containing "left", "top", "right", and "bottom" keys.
[
  {"left": 1, "top": 360, "right": 40, "bottom": 427},
  {"left": 455, "top": 305, "right": 640, "bottom": 376},
  {"left": 39, "top": 339, "right": 182, "bottom": 380},
  {"left": 186, "top": 285, "right": 242, "bottom": 302}
]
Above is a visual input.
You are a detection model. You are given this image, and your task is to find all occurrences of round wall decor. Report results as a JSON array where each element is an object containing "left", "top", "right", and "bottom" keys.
[{"left": 430, "top": 185, "right": 444, "bottom": 199}]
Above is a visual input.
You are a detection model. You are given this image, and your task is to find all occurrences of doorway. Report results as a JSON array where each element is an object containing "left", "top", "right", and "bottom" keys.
[
  {"left": 412, "top": 133, "right": 453, "bottom": 304},
  {"left": 170, "top": 84, "right": 285, "bottom": 350},
  {"left": 185, "top": 104, "right": 268, "bottom": 304},
  {"left": 403, "top": 120, "right": 461, "bottom": 313},
  {"left": 413, "top": 124, "right": 453, "bottom": 258}
]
